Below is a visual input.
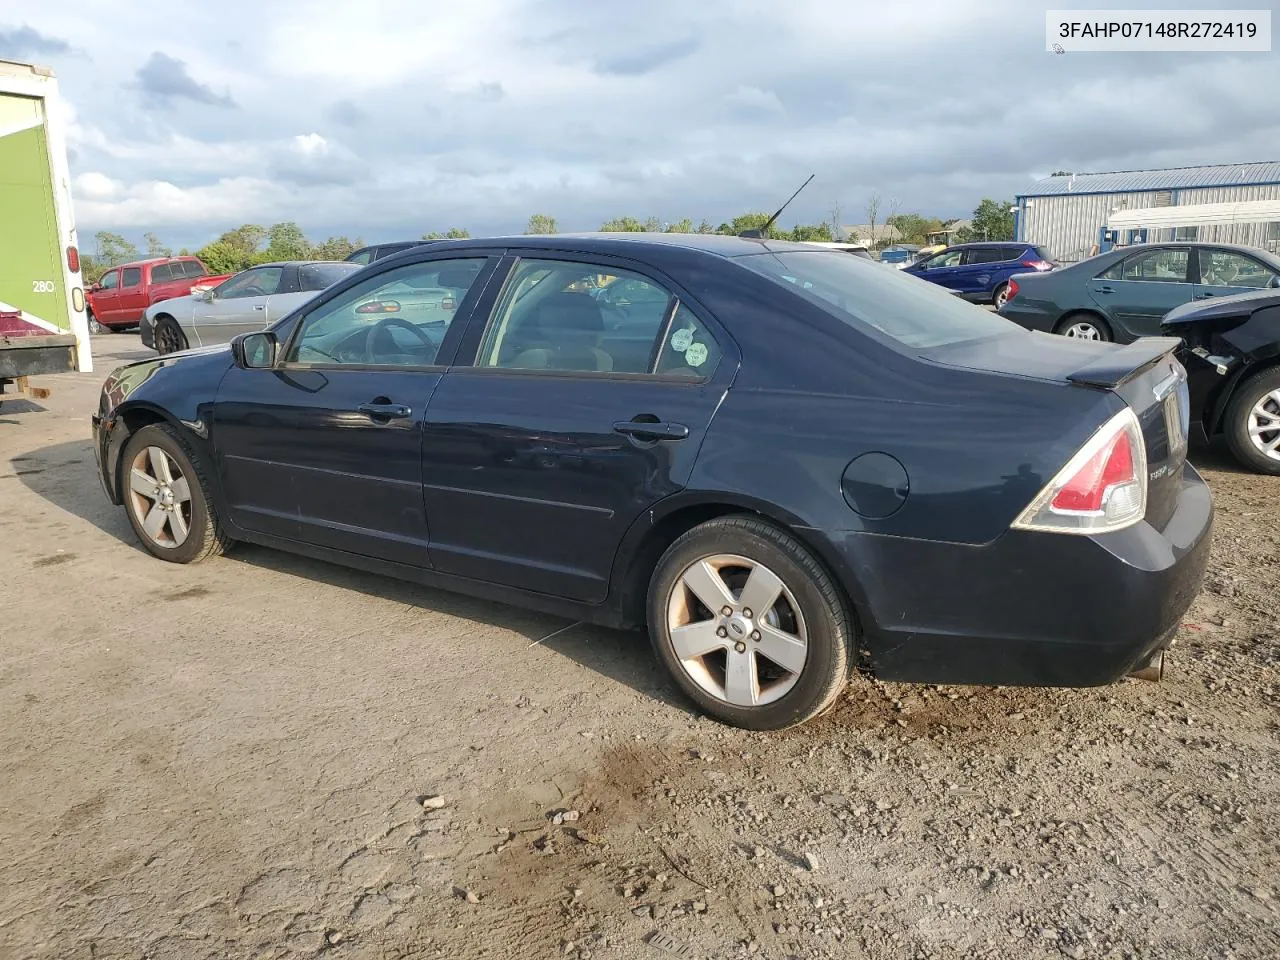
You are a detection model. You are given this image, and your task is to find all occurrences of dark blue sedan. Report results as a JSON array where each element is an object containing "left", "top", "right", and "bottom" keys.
[
  {"left": 91, "top": 234, "right": 1212, "bottom": 729},
  {"left": 903, "top": 241, "right": 1056, "bottom": 307}
]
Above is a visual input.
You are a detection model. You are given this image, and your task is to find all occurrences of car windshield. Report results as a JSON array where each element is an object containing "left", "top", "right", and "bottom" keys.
[
  {"left": 737, "top": 250, "right": 1018, "bottom": 349},
  {"left": 299, "top": 262, "right": 362, "bottom": 291}
]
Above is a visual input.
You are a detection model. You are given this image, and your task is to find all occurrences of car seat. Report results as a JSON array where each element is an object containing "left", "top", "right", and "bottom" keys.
[{"left": 509, "top": 292, "right": 613, "bottom": 372}]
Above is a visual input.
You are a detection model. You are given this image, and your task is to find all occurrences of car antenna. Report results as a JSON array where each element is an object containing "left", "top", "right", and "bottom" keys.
[{"left": 738, "top": 173, "right": 816, "bottom": 239}]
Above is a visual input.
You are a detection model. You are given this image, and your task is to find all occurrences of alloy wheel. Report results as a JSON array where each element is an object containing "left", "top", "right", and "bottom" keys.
[
  {"left": 156, "top": 322, "right": 183, "bottom": 355},
  {"left": 126, "top": 446, "right": 193, "bottom": 548},
  {"left": 665, "top": 554, "right": 808, "bottom": 707},
  {"left": 1064, "top": 321, "right": 1101, "bottom": 340},
  {"left": 1247, "top": 389, "right": 1280, "bottom": 461},
  {"left": 88, "top": 316, "right": 104, "bottom": 335}
]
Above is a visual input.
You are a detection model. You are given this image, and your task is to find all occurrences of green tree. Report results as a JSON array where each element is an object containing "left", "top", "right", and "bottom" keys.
[
  {"left": 193, "top": 239, "right": 245, "bottom": 275},
  {"left": 422, "top": 227, "right": 471, "bottom": 240},
  {"left": 143, "top": 232, "right": 171, "bottom": 258},
  {"left": 312, "top": 235, "right": 364, "bottom": 260},
  {"left": 664, "top": 218, "right": 695, "bottom": 234},
  {"left": 1050, "top": 170, "right": 1073, "bottom": 176},
  {"left": 788, "top": 222, "right": 835, "bottom": 242},
  {"left": 525, "top": 214, "right": 557, "bottom": 235},
  {"left": 220, "top": 224, "right": 268, "bottom": 261},
  {"left": 885, "top": 213, "right": 945, "bottom": 246},
  {"left": 956, "top": 198, "right": 1015, "bottom": 243},
  {"left": 696, "top": 219, "right": 716, "bottom": 234},
  {"left": 599, "top": 216, "right": 659, "bottom": 232},
  {"left": 715, "top": 213, "right": 785, "bottom": 238},
  {"left": 264, "top": 221, "right": 312, "bottom": 261},
  {"left": 93, "top": 230, "right": 138, "bottom": 267}
]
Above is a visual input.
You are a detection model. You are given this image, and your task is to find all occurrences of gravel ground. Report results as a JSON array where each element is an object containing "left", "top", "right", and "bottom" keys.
[{"left": 1, "top": 337, "right": 1277, "bottom": 960}]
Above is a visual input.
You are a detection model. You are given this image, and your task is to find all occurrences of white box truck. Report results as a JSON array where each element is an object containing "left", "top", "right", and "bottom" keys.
[{"left": 0, "top": 59, "right": 91, "bottom": 405}]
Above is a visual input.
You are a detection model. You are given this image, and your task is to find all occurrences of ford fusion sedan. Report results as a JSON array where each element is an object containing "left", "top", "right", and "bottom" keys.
[
  {"left": 93, "top": 234, "right": 1212, "bottom": 730},
  {"left": 141, "top": 260, "right": 362, "bottom": 354},
  {"left": 1000, "top": 242, "right": 1280, "bottom": 343}
]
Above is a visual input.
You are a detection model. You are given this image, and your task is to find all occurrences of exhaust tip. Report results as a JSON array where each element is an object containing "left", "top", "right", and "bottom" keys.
[{"left": 1127, "top": 649, "right": 1164, "bottom": 682}]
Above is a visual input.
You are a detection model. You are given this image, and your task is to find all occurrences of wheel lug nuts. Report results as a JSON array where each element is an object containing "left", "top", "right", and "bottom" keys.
[
  {"left": 721, "top": 606, "right": 733, "bottom": 617},
  {"left": 733, "top": 641, "right": 747, "bottom": 653},
  {"left": 743, "top": 608, "right": 753, "bottom": 618},
  {"left": 751, "top": 630, "right": 761, "bottom": 641},
  {"left": 716, "top": 627, "right": 728, "bottom": 638}
]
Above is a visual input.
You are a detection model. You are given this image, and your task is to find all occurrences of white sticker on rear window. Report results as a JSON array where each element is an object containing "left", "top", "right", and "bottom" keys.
[
  {"left": 670, "top": 327, "right": 694, "bottom": 352},
  {"left": 685, "top": 341, "right": 708, "bottom": 367}
]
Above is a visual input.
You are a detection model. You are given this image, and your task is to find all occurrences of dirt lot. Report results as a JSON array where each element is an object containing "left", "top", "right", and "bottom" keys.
[{"left": 1, "top": 337, "right": 1277, "bottom": 960}]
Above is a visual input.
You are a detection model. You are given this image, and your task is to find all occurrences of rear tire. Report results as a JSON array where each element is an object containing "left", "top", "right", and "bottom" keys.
[
  {"left": 1055, "top": 312, "right": 1112, "bottom": 341},
  {"left": 154, "top": 317, "right": 188, "bottom": 355},
  {"left": 1224, "top": 367, "right": 1280, "bottom": 475},
  {"left": 992, "top": 283, "right": 1011, "bottom": 309},
  {"left": 647, "top": 516, "right": 853, "bottom": 730},
  {"left": 120, "top": 423, "right": 231, "bottom": 563}
]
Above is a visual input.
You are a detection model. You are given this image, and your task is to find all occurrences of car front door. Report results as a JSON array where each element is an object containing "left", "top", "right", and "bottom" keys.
[
  {"left": 420, "top": 254, "right": 737, "bottom": 603},
  {"left": 908, "top": 248, "right": 966, "bottom": 291},
  {"left": 92, "top": 268, "right": 121, "bottom": 323},
  {"left": 1088, "top": 247, "right": 1192, "bottom": 339},
  {"left": 193, "top": 265, "right": 290, "bottom": 346},
  {"left": 211, "top": 254, "right": 500, "bottom": 565},
  {"left": 1193, "top": 248, "right": 1279, "bottom": 301}
]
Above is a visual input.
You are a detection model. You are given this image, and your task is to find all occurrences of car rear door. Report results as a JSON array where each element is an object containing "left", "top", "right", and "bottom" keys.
[
  {"left": 211, "top": 254, "right": 502, "bottom": 563},
  {"left": 1193, "top": 248, "right": 1279, "bottom": 301},
  {"left": 192, "top": 265, "right": 286, "bottom": 346},
  {"left": 419, "top": 253, "right": 737, "bottom": 603},
  {"left": 1088, "top": 247, "right": 1192, "bottom": 339},
  {"left": 958, "top": 246, "right": 1006, "bottom": 297}
]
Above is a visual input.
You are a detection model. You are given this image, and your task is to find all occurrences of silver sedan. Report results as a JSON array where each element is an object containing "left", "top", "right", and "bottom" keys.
[{"left": 141, "top": 260, "right": 363, "bottom": 354}]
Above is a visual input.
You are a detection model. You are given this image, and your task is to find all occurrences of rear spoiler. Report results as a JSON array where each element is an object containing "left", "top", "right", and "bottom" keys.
[{"left": 1066, "top": 336, "right": 1181, "bottom": 389}]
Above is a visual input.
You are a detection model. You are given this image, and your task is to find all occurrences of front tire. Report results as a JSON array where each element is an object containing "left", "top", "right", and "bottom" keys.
[
  {"left": 87, "top": 311, "right": 104, "bottom": 335},
  {"left": 1224, "top": 367, "right": 1280, "bottom": 475},
  {"left": 154, "top": 317, "right": 188, "bottom": 355},
  {"left": 120, "top": 423, "right": 230, "bottom": 563},
  {"left": 647, "top": 516, "right": 853, "bottom": 730}
]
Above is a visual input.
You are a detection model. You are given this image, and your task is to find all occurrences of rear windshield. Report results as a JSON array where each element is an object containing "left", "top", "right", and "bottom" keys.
[
  {"left": 1033, "top": 246, "right": 1055, "bottom": 262},
  {"left": 738, "top": 250, "right": 1018, "bottom": 349},
  {"left": 299, "top": 262, "right": 362, "bottom": 291}
]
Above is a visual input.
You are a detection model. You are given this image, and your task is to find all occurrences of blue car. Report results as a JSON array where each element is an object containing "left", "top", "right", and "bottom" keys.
[
  {"left": 92, "top": 234, "right": 1210, "bottom": 730},
  {"left": 904, "top": 241, "right": 1056, "bottom": 307}
]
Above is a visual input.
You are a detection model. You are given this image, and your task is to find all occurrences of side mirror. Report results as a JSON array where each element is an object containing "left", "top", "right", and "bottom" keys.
[{"left": 232, "top": 331, "right": 277, "bottom": 369}]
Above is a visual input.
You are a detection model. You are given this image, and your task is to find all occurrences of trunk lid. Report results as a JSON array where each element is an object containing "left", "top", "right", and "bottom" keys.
[{"left": 930, "top": 331, "right": 1190, "bottom": 531}]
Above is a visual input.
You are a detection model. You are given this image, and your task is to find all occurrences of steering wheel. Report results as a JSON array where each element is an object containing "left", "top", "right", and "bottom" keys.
[{"left": 364, "top": 316, "right": 436, "bottom": 363}]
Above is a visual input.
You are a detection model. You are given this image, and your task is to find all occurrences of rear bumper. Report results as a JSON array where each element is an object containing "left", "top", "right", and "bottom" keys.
[
  {"left": 826, "top": 462, "right": 1214, "bottom": 686},
  {"left": 139, "top": 314, "right": 155, "bottom": 350},
  {"left": 998, "top": 302, "right": 1057, "bottom": 333}
]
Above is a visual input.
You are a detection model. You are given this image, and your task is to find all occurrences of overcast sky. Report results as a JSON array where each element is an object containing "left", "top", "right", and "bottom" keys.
[{"left": 3, "top": 1, "right": 1278, "bottom": 248}]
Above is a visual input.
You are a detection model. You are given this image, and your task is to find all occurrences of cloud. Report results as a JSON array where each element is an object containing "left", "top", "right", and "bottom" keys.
[
  {"left": 135, "top": 52, "right": 235, "bottom": 108},
  {"left": 595, "top": 36, "right": 699, "bottom": 76},
  {"left": 727, "top": 85, "right": 784, "bottom": 115},
  {"left": 325, "top": 99, "right": 367, "bottom": 127},
  {"left": 268, "top": 133, "right": 365, "bottom": 186},
  {"left": 0, "top": 24, "right": 73, "bottom": 59}
]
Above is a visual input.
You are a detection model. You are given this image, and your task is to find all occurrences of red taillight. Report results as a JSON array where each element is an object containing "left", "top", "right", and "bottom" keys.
[
  {"left": 1020, "top": 258, "right": 1052, "bottom": 271},
  {"left": 1050, "top": 430, "right": 1134, "bottom": 513},
  {"left": 67, "top": 246, "right": 80, "bottom": 273},
  {"left": 1006, "top": 278, "right": 1019, "bottom": 302},
  {"left": 1012, "top": 409, "right": 1147, "bottom": 535},
  {"left": 356, "top": 300, "right": 400, "bottom": 314}
]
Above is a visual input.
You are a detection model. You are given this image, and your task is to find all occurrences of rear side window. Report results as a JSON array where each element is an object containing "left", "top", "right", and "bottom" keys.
[
  {"left": 150, "top": 263, "right": 173, "bottom": 282},
  {"left": 965, "top": 247, "right": 1006, "bottom": 264},
  {"left": 347, "top": 250, "right": 374, "bottom": 265},
  {"left": 1101, "top": 249, "right": 1190, "bottom": 283},
  {"left": 182, "top": 261, "right": 207, "bottom": 278},
  {"left": 655, "top": 304, "right": 722, "bottom": 378},
  {"left": 738, "top": 250, "right": 1017, "bottom": 349},
  {"left": 121, "top": 267, "right": 142, "bottom": 288}
]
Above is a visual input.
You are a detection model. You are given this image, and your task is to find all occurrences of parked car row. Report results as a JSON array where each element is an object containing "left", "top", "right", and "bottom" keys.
[
  {"left": 86, "top": 256, "right": 231, "bottom": 333},
  {"left": 94, "top": 233, "right": 1213, "bottom": 730}
]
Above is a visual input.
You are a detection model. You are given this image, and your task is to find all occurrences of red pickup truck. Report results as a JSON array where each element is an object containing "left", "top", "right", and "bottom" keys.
[{"left": 86, "top": 256, "right": 232, "bottom": 332}]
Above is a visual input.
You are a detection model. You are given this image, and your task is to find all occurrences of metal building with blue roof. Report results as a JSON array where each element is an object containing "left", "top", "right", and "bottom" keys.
[{"left": 1015, "top": 161, "right": 1280, "bottom": 262}]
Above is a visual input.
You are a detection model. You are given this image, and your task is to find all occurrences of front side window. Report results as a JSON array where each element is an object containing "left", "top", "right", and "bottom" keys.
[
  {"left": 921, "top": 249, "right": 964, "bottom": 269},
  {"left": 739, "top": 250, "right": 1016, "bottom": 350},
  {"left": 1103, "top": 249, "right": 1190, "bottom": 283},
  {"left": 477, "top": 259, "right": 689, "bottom": 375},
  {"left": 1198, "top": 249, "right": 1276, "bottom": 288},
  {"left": 99, "top": 270, "right": 119, "bottom": 290},
  {"left": 216, "top": 267, "right": 284, "bottom": 299},
  {"left": 286, "top": 258, "right": 487, "bottom": 367},
  {"left": 121, "top": 267, "right": 142, "bottom": 288},
  {"left": 299, "top": 262, "right": 362, "bottom": 291}
]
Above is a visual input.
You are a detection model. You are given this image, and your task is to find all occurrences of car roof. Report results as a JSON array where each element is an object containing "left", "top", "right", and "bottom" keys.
[
  {"left": 402, "top": 233, "right": 833, "bottom": 260},
  {"left": 114, "top": 255, "right": 201, "bottom": 270},
  {"left": 945, "top": 241, "right": 1031, "bottom": 249}
]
